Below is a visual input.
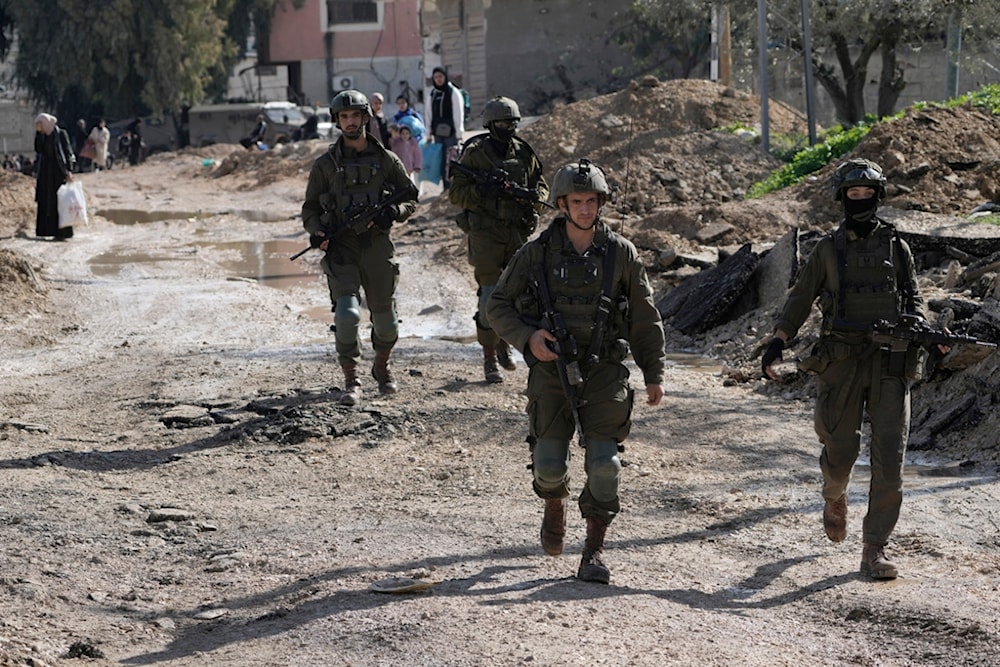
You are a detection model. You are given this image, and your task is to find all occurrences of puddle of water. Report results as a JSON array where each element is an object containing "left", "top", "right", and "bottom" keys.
[
  {"left": 96, "top": 208, "right": 295, "bottom": 225},
  {"left": 89, "top": 251, "right": 182, "bottom": 277},
  {"left": 96, "top": 209, "right": 214, "bottom": 225},
  {"left": 200, "top": 240, "right": 320, "bottom": 290}
]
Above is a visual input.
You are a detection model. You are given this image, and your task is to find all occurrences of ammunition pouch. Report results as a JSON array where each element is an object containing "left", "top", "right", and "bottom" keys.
[
  {"left": 603, "top": 338, "right": 630, "bottom": 363},
  {"left": 797, "top": 339, "right": 856, "bottom": 375}
]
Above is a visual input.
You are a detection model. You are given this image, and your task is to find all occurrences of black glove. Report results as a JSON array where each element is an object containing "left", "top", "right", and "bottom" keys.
[
  {"left": 309, "top": 233, "right": 326, "bottom": 248},
  {"left": 761, "top": 338, "right": 785, "bottom": 376},
  {"left": 373, "top": 204, "right": 400, "bottom": 230},
  {"left": 475, "top": 182, "right": 504, "bottom": 198}
]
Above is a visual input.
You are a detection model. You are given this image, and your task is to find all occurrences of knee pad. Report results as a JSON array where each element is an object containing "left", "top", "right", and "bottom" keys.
[
  {"left": 532, "top": 437, "right": 569, "bottom": 486},
  {"left": 334, "top": 296, "right": 361, "bottom": 343},
  {"left": 586, "top": 440, "right": 622, "bottom": 502},
  {"left": 370, "top": 309, "right": 399, "bottom": 345}
]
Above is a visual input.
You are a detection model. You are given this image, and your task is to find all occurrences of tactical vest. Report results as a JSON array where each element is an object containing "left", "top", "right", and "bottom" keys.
[
  {"left": 466, "top": 136, "right": 533, "bottom": 223},
  {"left": 829, "top": 223, "right": 911, "bottom": 329},
  {"left": 328, "top": 143, "right": 392, "bottom": 219},
  {"left": 534, "top": 224, "right": 628, "bottom": 364}
]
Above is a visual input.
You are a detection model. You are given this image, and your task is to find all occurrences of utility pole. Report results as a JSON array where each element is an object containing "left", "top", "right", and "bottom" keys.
[
  {"left": 945, "top": 8, "right": 962, "bottom": 99},
  {"left": 800, "top": 0, "right": 817, "bottom": 144},
  {"left": 757, "top": 0, "right": 769, "bottom": 152}
]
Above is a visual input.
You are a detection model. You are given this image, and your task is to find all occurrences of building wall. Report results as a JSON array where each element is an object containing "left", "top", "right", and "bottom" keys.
[{"left": 268, "top": 0, "right": 423, "bottom": 107}]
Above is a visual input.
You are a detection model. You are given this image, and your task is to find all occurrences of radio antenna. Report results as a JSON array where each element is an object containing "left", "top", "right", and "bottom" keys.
[{"left": 620, "top": 117, "right": 633, "bottom": 235}]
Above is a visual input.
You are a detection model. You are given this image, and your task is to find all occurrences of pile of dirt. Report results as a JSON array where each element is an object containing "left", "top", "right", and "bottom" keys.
[
  {"left": 0, "top": 170, "right": 37, "bottom": 238},
  {"left": 520, "top": 78, "right": 803, "bottom": 217},
  {"left": 0, "top": 247, "right": 45, "bottom": 303}
]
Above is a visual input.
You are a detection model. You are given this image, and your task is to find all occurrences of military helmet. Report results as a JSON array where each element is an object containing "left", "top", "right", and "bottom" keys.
[
  {"left": 330, "top": 90, "right": 372, "bottom": 127},
  {"left": 550, "top": 158, "right": 611, "bottom": 204},
  {"left": 481, "top": 96, "right": 521, "bottom": 128},
  {"left": 832, "top": 158, "right": 887, "bottom": 201}
]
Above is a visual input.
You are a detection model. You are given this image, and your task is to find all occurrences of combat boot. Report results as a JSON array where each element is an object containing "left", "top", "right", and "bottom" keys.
[
  {"left": 860, "top": 543, "right": 898, "bottom": 580},
  {"left": 339, "top": 363, "right": 362, "bottom": 406},
  {"left": 577, "top": 517, "right": 610, "bottom": 584},
  {"left": 496, "top": 339, "right": 516, "bottom": 371},
  {"left": 371, "top": 349, "right": 398, "bottom": 395},
  {"left": 482, "top": 345, "right": 503, "bottom": 384},
  {"left": 540, "top": 498, "right": 567, "bottom": 556},
  {"left": 823, "top": 494, "right": 848, "bottom": 543}
]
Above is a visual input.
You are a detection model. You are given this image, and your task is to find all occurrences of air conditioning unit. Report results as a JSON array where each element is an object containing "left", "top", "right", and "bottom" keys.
[{"left": 334, "top": 75, "right": 354, "bottom": 91}]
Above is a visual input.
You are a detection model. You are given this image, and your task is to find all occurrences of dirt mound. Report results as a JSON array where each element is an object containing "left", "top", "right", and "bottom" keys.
[
  {"left": 519, "top": 78, "right": 807, "bottom": 211},
  {"left": 786, "top": 104, "right": 1000, "bottom": 218},
  {"left": 0, "top": 247, "right": 46, "bottom": 316},
  {"left": 0, "top": 170, "right": 37, "bottom": 238}
]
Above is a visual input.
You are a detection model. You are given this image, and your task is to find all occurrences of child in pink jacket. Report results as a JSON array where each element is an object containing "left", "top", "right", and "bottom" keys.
[{"left": 390, "top": 125, "right": 422, "bottom": 186}]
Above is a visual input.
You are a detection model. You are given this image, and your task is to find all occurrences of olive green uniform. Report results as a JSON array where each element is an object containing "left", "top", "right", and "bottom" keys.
[
  {"left": 449, "top": 134, "right": 548, "bottom": 348},
  {"left": 775, "top": 220, "right": 925, "bottom": 546},
  {"left": 302, "top": 138, "right": 417, "bottom": 365},
  {"left": 487, "top": 218, "right": 666, "bottom": 524}
]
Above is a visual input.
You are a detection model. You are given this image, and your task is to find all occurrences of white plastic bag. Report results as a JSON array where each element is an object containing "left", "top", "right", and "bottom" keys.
[{"left": 57, "top": 180, "right": 89, "bottom": 228}]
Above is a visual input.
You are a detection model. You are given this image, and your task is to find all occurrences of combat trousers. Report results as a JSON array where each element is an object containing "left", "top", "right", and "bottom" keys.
[
  {"left": 468, "top": 222, "right": 526, "bottom": 347},
  {"left": 528, "top": 360, "right": 634, "bottom": 525},
  {"left": 814, "top": 350, "right": 910, "bottom": 546},
  {"left": 321, "top": 231, "right": 400, "bottom": 365}
]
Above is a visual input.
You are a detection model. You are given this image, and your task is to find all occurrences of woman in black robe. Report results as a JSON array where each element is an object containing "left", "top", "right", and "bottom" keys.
[{"left": 34, "top": 113, "right": 75, "bottom": 240}]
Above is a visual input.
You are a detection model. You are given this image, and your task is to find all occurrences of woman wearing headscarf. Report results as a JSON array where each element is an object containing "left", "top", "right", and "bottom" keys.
[
  {"left": 428, "top": 66, "right": 465, "bottom": 190},
  {"left": 33, "top": 113, "right": 76, "bottom": 240}
]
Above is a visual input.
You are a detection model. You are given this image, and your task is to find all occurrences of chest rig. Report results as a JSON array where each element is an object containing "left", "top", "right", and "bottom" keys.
[
  {"left": 535, "top": 224, "right": 622, "bottom": 366},
  {"left": 328, "top": 143, "right": 391, "bottom": 216},
  {"left": 830, "top": 221, "right": 915, "bottom": 329},
  {"left": 467, "top": 135, "right": 534, "bottom": 223}
]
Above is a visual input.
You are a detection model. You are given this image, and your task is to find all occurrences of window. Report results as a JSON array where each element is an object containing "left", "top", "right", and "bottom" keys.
[{"left": 327, "top": 1, "right": 378, "bottom": 25}]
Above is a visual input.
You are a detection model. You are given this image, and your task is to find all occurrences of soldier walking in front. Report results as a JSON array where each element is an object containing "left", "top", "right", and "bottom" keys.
[
  {"left": 301, "top": 90, "right": 418, "bottom": 405},
  {"left": 487, "top": 159, "right": 666, "bottom": 583},
  {"left": 449, "top": 96, "right": 548, "bottom": 384}
]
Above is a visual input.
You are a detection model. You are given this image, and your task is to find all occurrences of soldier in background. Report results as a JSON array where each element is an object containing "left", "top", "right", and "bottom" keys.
[
  {"left": 762, "top": 158, "right": 933, "bottom": 580},
  {"left": 449, "top": 96, "right": 548, "bottom": 383},
  {"left": 302, "top": 90, "right": 418, "bottom": 406},
  {"left": 487, "top": 159, "right": 666, "bottom": 584}
]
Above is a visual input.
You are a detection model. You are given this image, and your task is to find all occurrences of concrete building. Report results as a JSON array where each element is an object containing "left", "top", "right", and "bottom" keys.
[{"left": 265, "top": 0, "right": 423, "bottom": 111}]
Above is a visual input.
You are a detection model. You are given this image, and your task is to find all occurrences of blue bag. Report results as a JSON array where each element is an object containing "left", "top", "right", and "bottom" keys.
[{"left": 420, "top": 141, "right": 443, "bottom": 184}]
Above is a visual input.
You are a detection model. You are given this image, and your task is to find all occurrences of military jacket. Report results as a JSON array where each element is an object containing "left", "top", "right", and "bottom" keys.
[
  {"left": 775, "top": 219, "right": 925, "bottom": 340},
  {"left": 448, "top": 134, "right": 548, "bottom": 227},
  {"left": 302, "top": 136, "right": 417, "bottom": 237},
  {"left": 487, "top": 218, "right": 666, "bottom": 386}
]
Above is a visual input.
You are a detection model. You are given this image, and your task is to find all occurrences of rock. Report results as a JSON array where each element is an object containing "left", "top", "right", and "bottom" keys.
[
  {"left": 160, "top": 404, "right": 213, "bottom": 428},
  {"left": 147, "top": 508, "right": 196, "bottom": 523}
]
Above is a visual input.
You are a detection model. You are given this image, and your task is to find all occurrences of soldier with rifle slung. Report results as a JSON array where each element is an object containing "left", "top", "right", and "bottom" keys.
[
  {"left": 761, "top": 158, "right": 972, "bottom": 580},
  {"left": 449, "top": 96, "right": 549, "bottom": 384},
  {"left": 301, "top": 90, "right": 418, "bottom": 406},
  {"left": 487, "top": 159, "right": 666, "bottom": 584}
]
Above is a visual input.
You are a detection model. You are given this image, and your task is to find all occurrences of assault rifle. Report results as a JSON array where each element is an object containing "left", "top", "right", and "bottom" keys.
[
  {"left": 290, "top": 184, "right": 418, "bottom": 260},
  {"left": 849, "top": 314, "right": 997, "bottom": 352},
  {"left": 526, "top": 263, "right": 588, "bottom": 448},
  {"left": 449, "top": 160, "right": 555, "bottom": 209}
]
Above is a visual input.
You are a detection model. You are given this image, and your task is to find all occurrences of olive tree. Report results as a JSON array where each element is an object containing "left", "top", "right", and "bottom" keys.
[{"left": 619, "top": 0, "right": 1000, "bottom": 126}]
